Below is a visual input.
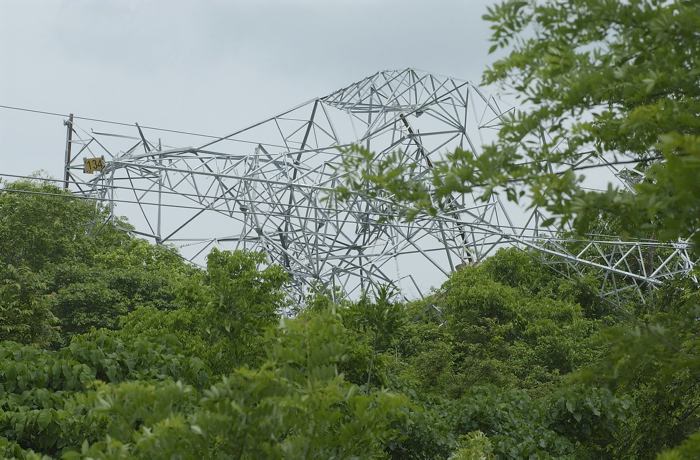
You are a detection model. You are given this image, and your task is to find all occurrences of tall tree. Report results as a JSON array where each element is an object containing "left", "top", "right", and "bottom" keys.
[
  {"left": 479, "top": 0, "right": 700, "bottom": 250},
  {"left": 340, "top": 0, "right": 700, "bottom": 255}
]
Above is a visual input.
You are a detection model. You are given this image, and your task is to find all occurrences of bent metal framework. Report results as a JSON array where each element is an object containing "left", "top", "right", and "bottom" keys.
[{"left": 62, "top": 69, "right": 696, "bottom": 302}]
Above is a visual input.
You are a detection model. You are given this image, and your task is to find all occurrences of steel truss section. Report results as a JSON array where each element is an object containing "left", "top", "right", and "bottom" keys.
[{"left": 63, "top": 68, "right": 696, "bottom": 301}]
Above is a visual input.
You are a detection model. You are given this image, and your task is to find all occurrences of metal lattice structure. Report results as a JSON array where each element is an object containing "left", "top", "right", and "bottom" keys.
[{"left": 63, "top": 69, "right": 696, "bottom": 301}]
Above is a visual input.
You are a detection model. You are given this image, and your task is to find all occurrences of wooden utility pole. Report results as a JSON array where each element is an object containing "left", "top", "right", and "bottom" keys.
[{"left": 63, "top": 113, "right": 73, "bottom": 189}]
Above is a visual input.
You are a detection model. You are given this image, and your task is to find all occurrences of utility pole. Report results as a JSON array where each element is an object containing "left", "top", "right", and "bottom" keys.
[{"left": 63, "top": 113, "right": 73, "bottom": 189}]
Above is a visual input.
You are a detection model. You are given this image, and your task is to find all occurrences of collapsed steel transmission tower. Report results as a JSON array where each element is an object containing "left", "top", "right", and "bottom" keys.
[{"left": 63, "top": 69, "right": 695, "bottom": 301}]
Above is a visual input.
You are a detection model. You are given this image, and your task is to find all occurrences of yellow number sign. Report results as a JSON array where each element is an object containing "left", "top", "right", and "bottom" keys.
[{"left": 83, "top": 156, "right": 106, "bottom": 173}]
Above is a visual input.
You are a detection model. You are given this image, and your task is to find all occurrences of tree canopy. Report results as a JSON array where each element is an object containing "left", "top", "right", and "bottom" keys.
[
  {"left": 1, "top": 0, "right": 699, "bottom": 458},
  {"left": 340, "top": 0, "right": 700, "bottom": 257},
  {"left": 0, "top": 178, "right": 697, "bottom": 458}
]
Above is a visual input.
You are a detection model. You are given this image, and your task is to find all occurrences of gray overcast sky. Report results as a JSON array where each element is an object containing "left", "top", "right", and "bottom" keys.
[{"left": 0, "top": 0, "right": 497, "bottom": 178}]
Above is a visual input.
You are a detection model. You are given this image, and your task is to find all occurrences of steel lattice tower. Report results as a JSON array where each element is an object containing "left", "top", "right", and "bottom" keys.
[{"left": 63, "top": 69, "right": 696, "bottom": 301}]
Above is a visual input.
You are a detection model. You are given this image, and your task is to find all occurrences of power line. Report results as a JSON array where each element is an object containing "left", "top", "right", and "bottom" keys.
[
  {"left": 1, "top": 171, "right": 684, "bottom": 247},
  {"left": 0, "top": 152, "right": 662, "bottom": 217},
  {"left": 1, "top": 186, "right": 685, "bottom": 248},
  {"left": 0, "top": 103, "right": 241, "bottom": 141},
  {"left": 0, "top": 102, "right": 663, "bottom": 164},
  {"left": 1, "top": 102, "right": 666, "bottom": 175}
]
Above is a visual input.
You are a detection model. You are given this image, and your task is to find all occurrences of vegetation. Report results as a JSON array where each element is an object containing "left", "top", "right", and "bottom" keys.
[
  {"left": 0, "top": 178, "right": 697, "bottom": 459},
  {"left": 341, "top": 0, "right": 700, "bottom": 258},
  {"left": 0, "top": 0, "right": 698, "bottom": 458}
]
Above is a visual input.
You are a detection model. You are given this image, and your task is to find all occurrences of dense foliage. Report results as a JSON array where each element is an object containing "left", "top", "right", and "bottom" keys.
[
  {"left": 0, "top": 181, "right": 192, "bottom": 347},
  {"left": 340, "top": 0, "right": 700, "bottom": 258},
  {"left": 0, "top": 179, "right": 697, "bottom": 458},
  {"left": 1, "top": 1, "right": 698, "bottom": 458}
]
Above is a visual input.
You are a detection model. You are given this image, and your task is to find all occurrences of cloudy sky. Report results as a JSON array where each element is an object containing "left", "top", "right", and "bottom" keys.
[
  {"left": 0, "top": 0, "right": 503, "bottom": 296},
  {"left": 1, "top": 0, "right": 498, "bottom": 179}
]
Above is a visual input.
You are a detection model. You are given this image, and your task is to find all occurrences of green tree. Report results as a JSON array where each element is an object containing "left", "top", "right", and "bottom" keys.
[
  {"left": 0, "top": 181, "right": 114, "bottom": 271},
  {"left": 574, "top": 284, "right": 700, "bottom": 457},
  {"left": 0, "top": 264, "right": 58, "bottom": 347},
  {"left": 336, "top": 4, "right": 700, "bottom": 454},
  {"left": 0, "top": 180, "right": 195, "bottom": 344},
  {"left": 46, "top": 238, "right": 191, "bottom": 340},
  {"left": 119, "top": 249, "right": 289, "bottom": 374},
  {"left": 476, "top": 3, "right": 700, "bottom": 455},
  {"left": 0, "top": 308, "right": 410, "bottom": 459},
  {"left": 658, "top": 431, "right": 700, "bottom": 460},
  {"left": 341, "top": 0, "right": 699, "bottom": 255},
  {"left": 479, "top": 0, "right": 700, "bottom": 252},
  {"left": 431, "top": 255, "right": 599, "bottom": 391}
]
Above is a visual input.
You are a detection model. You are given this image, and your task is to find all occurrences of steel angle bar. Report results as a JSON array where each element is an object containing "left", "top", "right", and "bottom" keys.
[{"left": 62, "top": 68, "right": 696, "bottom": 302}]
